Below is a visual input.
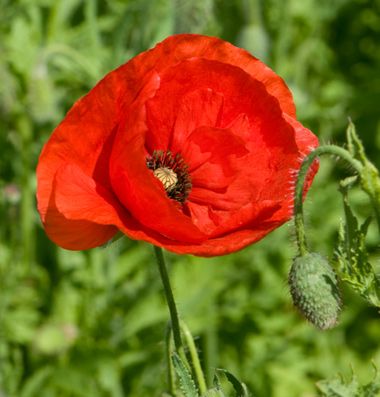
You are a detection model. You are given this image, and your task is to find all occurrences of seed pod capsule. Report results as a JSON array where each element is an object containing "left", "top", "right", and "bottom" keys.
[{"left": 289, "top": 252, "right": 341, "bottom": 330}]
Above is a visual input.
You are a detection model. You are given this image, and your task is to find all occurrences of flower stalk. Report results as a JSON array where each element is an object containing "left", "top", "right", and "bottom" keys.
[
  {"left": 165, "top": 324, "right": 176, "bottom": 395},
  {"left": 294, "top": 144, "right": 363, "bottom": 256},
  {"left": 154, "top": 247, "right": 209, "bottom": 394},
  {"left": 180, "top": 320, "right": 207, "bottom": 395},
  {"left": 153, "top": 246, "right": 183, "bottom": 352}
]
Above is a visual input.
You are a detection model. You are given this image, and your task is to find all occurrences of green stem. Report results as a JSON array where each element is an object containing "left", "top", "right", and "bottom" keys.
[
  {"left": 153, "top": 246, "right": 183, "bottom": 353},
  {"left": 204, "top": 300, "right": 217, "bottom": 387},
  {"left": 165, "top": 324, "right": 176, "bottom": 395},
  {"left": 180, "top": 321, "right": 207, "bottom": 395},
  {"left": 294, "top": 145, "right": 363, "bottom": 256}
]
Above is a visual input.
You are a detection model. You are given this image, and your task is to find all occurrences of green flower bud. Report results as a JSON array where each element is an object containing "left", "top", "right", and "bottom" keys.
[{"left": 289, "top": 252, "right": 341, "bottom": 330}]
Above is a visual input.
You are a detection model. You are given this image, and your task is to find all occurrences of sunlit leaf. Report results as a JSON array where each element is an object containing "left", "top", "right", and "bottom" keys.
[
  {"left": 172, "top": 353, "right": 199, "bottom": 397},
  {"left": 335, "top": 185, "right": 380, "bottom": 307}
]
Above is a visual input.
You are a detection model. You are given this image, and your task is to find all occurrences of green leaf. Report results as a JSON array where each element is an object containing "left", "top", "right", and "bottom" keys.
[
  {"left": 20, "top": 367, "right": 53, "bottom": 397},
  {"left": 335, "top": 184, "right": 380, "bottom": 307},
  {"left": 204, "top": 387, "right": 226, "bottom": 397},
  {"left": 203, "top": 373, "right": 226, "bottom": 397},
  {"left": 215, "top": 369, "right": 250, "bottom": 397},
  {"left": 346, "top": 121, "right": 380, "bottom": 219},
  {"left": 346, "top": 120, "right": 367, "bottom": 164},
  {"left": 317, "top": 374, "right": 360, "bottom": 397},
  {"left": 172, "top": 353, "right": 199, "bottom": 397},
  {"left": 317, "top": 367, "right": 380, "bottom": 397}
]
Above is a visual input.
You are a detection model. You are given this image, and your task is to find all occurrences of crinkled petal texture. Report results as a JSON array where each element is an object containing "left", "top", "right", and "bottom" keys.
[{"left": 37, "top": 34, "right": 318, "bottom": 256}]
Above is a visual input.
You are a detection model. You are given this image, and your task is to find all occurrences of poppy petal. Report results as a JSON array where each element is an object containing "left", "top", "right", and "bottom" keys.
[
  {"left": 54, "top": 163, "right": 125, "bottom": 225},
  {"left": 144, "top": 34, "right": 296, "bottom": 116},
  {"left": 49, "top": 162, "right": 190, "bottom": 249},
  {"left": 42, "top": 171, "right": 118, "bottom": 250},
  {"left": 109, "top": 104, "right": 206, "bottom": 244}
]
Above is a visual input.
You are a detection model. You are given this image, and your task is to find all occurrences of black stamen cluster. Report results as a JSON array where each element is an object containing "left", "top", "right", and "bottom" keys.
[{"left": 146, "top": 150, "right": 192, "bottom": 204}]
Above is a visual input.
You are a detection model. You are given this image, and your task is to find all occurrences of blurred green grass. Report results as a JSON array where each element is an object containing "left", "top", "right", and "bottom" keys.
[{"left": 0, "top": 0, "right": 379, "bottom": 396}]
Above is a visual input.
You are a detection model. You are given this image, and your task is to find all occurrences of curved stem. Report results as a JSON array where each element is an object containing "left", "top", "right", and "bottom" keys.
[
  {"left": 180, "top": 320, "right": 208, "bottom": 395},
  {"left": 294, "top": 145, "right": 363, "bottom": 256},
  {"left": 154, "top": 246, "right": 183, "bottom": 352}
]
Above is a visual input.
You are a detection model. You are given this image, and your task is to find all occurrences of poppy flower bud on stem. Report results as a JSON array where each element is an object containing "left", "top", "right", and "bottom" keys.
[
  {"left": 289, "top": 253, "right": 341, "bottom": 330},
  {"left": 291, "top": 145, "right": 362, "bottom": 328}
]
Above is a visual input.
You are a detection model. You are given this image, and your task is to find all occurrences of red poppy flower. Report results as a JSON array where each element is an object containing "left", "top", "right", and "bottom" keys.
[{"left": 37, "top": 34, "right": 318, "bottom": 256}]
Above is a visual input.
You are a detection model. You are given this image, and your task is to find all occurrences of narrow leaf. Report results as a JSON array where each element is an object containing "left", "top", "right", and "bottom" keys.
[
  {"left": 346, "top": 120, "right": 366, "bottom": 163},
  {"left": 172, "top": 353, "right": 199, "bottom": 397},
  {"left": 317, "top": 366, "right": 380, "bottom": 397},
  {"left": 215, "top": 369, "right": 250, "bottom": 397},
  {"left": 335, "top": 185, "right": 380, "bottom": 307}
]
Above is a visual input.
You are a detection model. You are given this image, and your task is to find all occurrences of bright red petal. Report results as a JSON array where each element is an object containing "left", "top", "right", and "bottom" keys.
[
  {"left": 144, "top": 34, "right": 296, "bottom": 116},
  {"left": 146, "top": 87, "right": 224, "bottom": 153},
  {"left": 42, "top": 176, "right": 118, "bottom": 251},
  {"left": 54, "top": 163, "right": 126, "bottom": 225},
  {"left": 44, "top": 162, "right": 193, "bottom": 250},
  {"left": 148, "top": 217, "right": 285, "bottom": 257},
  {"left": 184, "top": 126, "right": 249, "bottom": 210},
  {"left": 143, "top": 58, "right": 308, "bottom": 240},
  {"left": 109, "top": 103, "right": 206, "bottom": 244}
]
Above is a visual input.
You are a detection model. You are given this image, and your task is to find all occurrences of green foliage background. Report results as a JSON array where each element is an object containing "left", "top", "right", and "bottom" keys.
[{"left": 0, "top": 0, "right": 379, "bottom": 396}]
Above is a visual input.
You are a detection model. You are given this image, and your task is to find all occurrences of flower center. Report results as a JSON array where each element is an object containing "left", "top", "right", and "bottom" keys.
[
  {"left": 153, "top": 167, "right": 178, "bottom": 191},
  {"left": 146, "top": 150, "right": 191, "bottom": 204}
]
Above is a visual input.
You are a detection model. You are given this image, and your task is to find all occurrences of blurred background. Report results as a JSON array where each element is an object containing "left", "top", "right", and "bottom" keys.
[{"left": 0, "top": 0, "right": 380, "bottom": 396}]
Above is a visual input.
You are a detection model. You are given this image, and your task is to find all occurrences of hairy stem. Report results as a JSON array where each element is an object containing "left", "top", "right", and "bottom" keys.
[
  {"left": 165, "top": 324, "right": 176, "bottom": 395},
  {"left": 180, "top": 320, "right": 207, "bottom": 395},
  {"left": 294, "top": 145, "right": 363, "bottom": 256},
  {"left": 154, "top": 246, "right": 183, "bottom": 353}
]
